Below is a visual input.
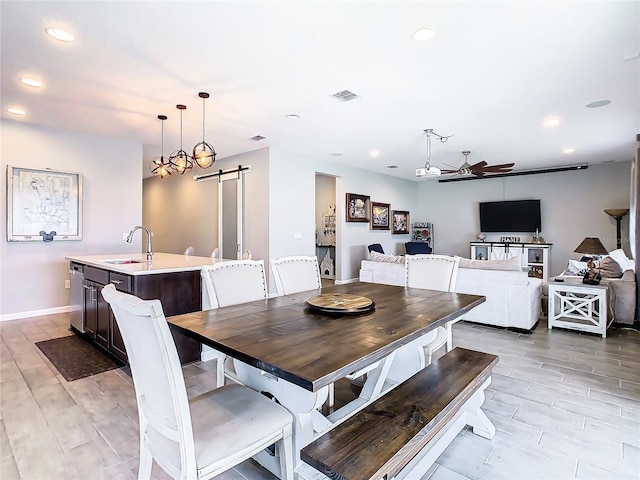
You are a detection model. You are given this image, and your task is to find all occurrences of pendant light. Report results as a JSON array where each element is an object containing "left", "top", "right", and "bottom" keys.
[
  {"left": 169, "top": 104, "right": 193, "bottom": 174},
  {"left": 192, "top": 92, "right": 216, "bottom": 169},
  {"left": 150, "top": 115, "right": 171, "bottom": 179}
]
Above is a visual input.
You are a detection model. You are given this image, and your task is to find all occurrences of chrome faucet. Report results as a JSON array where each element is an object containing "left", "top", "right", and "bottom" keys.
[{"left": 127, "top": 225, "right": 153, "bottom": 261}]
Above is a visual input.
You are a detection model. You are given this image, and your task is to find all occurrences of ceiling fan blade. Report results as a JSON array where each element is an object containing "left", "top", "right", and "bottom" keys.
[
  {"left": 486, "top": 163, "right": 515, "bottom": 169},
  {"left": 469, "top": 161, "right": 487, "bottom": 169},
  {"left": 473, "top": 171, "right": 485, "bottom": 177},
  {"left": 479, "top": 167, "right": 512, "bottom": 173},
  {"left": 439, "top": 169, "right": 460, "bottom": 174}
]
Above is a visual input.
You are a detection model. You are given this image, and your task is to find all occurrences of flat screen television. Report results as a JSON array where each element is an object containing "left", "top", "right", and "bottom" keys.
[{"left": 479, "top": 199, "right": 541, "bottom": 233}]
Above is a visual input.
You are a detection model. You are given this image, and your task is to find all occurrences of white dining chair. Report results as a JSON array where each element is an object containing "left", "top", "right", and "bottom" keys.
[
  {"left": 201, "top": 260, "right": 267, "bottom": 387},
  {"left": 211, "top": 248, "right": 220, "bottom": 259},
  {"left": 270, "top": 255, "right": 321, "bottom": 296},
  {"left": 184, "top": 246, "right": 195, "bottom": 256},
  {"left": 100, "top": 284, "right": 294, "bottom": 480},
  {"left": 405, "top": 254, "right": 461, "bottom": 363},
  {"left": 242, "top": 249, "right": 252, "bottom": 260}
]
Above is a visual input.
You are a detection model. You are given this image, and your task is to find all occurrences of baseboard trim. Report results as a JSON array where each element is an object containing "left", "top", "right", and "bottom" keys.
[
  {"left": 334, "top": 277, "right": 358, "bottom": 285},
  {"left": 1, "top": 305, "right": 71, "bottom": 322}
]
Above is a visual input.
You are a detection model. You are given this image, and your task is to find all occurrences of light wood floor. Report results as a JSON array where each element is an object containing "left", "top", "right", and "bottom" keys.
[{"left": 1, "top": 312, "right": 639, "bottom": 480}]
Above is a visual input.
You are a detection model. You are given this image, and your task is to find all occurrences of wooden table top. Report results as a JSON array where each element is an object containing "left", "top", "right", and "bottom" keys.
[{"left": 168, "top": 282, "right": 485, "bottom": 392}]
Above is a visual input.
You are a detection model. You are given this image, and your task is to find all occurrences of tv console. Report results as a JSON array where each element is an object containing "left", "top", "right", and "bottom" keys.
[{"left": 470, "top": 242, "right": 552, "bottom": 282}]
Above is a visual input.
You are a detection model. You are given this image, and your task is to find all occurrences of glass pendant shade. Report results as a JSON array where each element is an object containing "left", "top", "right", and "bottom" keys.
[
  {"left": 150, "top": 115, "right": 171, "bottom": 179},
  {"left": 192, "top": 92, "right": 216, "bottom": 169},
  {"left": 169, "top": 105, "right": 193, "bottom": 175}
]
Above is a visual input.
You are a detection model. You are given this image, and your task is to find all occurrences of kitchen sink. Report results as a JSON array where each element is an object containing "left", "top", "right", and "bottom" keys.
[{"left": 101, "top": 258, "right": 147, "bottom": 264}]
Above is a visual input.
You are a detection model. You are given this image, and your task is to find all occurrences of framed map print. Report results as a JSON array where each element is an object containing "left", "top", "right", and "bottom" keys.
[{"left": 7, "top": 166, "right": 83, "bottom": 241}]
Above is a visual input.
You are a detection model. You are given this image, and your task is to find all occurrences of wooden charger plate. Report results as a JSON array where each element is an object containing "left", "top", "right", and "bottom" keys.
[{"left": 305, "top": 293, "right": 375, "bottom": 315}]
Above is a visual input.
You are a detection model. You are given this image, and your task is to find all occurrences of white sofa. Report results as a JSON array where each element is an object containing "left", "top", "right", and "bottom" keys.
[{"left": 359, "top": 258, "right": 542, "bottom": 330}]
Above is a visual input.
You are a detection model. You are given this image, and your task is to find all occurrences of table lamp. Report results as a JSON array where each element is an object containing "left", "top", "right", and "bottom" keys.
[
  {"left": 604, "top": 208, "right": 629, "bottom": 249},
  {"left": 574, "top": 237, "right": 608, "bottom": 284}
]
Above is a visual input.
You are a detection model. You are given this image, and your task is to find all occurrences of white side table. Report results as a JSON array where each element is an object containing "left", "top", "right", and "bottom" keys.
[{"left": 548, "top": 278, "right": 611, "bottom": 338}]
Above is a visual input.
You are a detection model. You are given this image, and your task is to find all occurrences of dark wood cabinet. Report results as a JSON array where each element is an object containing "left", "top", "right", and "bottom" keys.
[{"left": 78, "top": 264, "right": 202, "bottom": 365}]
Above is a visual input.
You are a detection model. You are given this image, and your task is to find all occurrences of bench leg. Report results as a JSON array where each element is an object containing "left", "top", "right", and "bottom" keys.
[
  {"left": 392, "top": 376, "right": 496, "bottom": 480},
  {"left": 463, "top": 378, "right": 496, "bottom": 439}
]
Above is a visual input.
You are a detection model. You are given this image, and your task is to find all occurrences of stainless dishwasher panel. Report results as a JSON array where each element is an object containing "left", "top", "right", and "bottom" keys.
[{"left": 69, "top": 262, "right": 84, "bottom": 332}]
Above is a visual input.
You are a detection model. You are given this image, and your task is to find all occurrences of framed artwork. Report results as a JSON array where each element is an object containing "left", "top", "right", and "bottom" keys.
[
  {"left": 6, "top": 166, "right": 83, "bottom": 241},
  {"left": 346, "top": 193, "right": 370, "bottom": 222},
  {"left": 392, "top": 210, "right": 410, "bottom": 234},
  {"left": 370, "top": 202, "right": 390, "bottom": 230}
]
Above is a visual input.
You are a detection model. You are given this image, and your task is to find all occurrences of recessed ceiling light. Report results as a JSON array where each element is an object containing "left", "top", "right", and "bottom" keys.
[
  {"left": 285, "top": 114, "right": 300, "bottom": 119},
  {"left": 8, "top": 107, "right": 26, "bottom": 115},
  {"left": 369, "top": 150, "right": 380, "bottom": 157},
  {"left": 413, "top": 28, "right": 435, "bottom": 41},
  {"left": 386, "top": 165, "right": 398, "bottom": 169},
  {"left": 44, "top": 27, "right": 74, "bottom": 42},
  {"left": 543, "top": 117, "right": 560, "bottom": 128},
  {"left": 20, "top": 78, "right": 43, "bottom": 88},
  {"left": 586, "top": 100, "right": 611, "bottom": 108},
  {"left": 563, "top": 147, "right": 576, "bottom": 154}
]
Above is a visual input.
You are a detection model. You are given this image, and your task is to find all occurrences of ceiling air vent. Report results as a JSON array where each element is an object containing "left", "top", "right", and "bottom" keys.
[
  {"left": 332, "top": 90, "right": 359, "bottom": 101},
  {"left": 250, "top": 135, "right": 266, "bottom": 141}
]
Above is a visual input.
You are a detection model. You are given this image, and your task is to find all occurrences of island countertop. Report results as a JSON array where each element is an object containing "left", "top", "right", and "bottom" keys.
[{"left": 66, "top": 252, "right": 221, "bottom": 276}]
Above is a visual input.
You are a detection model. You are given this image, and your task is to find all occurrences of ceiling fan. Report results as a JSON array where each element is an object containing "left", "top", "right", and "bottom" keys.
[{"left": 440, "top": 151, "right": 515, "bottom": 177}]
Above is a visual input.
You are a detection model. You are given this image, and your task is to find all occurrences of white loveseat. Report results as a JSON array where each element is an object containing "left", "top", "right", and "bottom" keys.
[{"left": 359, "top": 256, "right": 542, "bottom": 330}]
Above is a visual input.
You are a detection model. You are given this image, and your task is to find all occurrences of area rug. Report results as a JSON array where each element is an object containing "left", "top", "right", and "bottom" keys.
[{"left": 36, "top": 335, "right": 124, "bottom": 382}]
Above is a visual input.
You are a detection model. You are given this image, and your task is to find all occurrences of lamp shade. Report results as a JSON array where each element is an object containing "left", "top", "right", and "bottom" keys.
[{"left": 574, "top": 237, "right": 608, "bottom": 255}]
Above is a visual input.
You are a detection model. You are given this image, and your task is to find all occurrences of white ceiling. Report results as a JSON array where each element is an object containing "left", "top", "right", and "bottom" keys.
[{"left": 2, "top": 1, "right": 639, "bottom": 181}]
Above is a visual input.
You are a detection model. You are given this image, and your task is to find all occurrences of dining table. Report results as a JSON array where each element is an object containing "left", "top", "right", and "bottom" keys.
[{"left": 168, "top": 281, "right": 485, "bottom": 479}]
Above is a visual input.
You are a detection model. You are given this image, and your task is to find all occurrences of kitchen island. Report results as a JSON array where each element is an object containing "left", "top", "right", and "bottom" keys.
[{"left": 67, "top": 253, "right": 220, "bottom": 364}]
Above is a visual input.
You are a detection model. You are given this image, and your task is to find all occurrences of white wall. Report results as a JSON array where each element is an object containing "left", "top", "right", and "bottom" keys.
[
  {"left": 268, "top": 148, "right": 419, "bottom": 282},
  {"left": 143, "top": 147, "right": 269, "bottom": 261},
  {"left": 0, "top": 120, "right": 142, "bottom": 318},
  {"left": 417, "top": 161, "right": 633, "bottom": 275}
]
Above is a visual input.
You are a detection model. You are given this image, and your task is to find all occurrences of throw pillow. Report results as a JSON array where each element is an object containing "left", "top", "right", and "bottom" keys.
[
  {"left": 608, "top": 248, "right": 636, "bottom": 272},
  {"left": 599, "top": 256, "right": 623, "bottom": 278},
  {"left": 567, "top": 260, "right": 589, "bottom": 275},
  {"left": 457, "top": 255, "right": 521, "bottom": 271},
  {"left": 369, "top": 250, "right": 405, "bottom": 264}
]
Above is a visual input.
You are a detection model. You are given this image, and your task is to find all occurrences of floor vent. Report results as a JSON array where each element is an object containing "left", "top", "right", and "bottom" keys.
[
  {"left": 250, "top": 135, "right": 266, "bottom": 141},
  {"left": 332, "top": 90, "right": 359, "bottom": 101}
]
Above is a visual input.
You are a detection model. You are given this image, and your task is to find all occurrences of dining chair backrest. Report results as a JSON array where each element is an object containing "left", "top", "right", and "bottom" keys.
[
  {"left": 100, "top": 284, "right": 195, "bottom": 472},
  {"left": 102, "top": 283, "right": 295, "bottom": 480},
  {"left": 201, "top": 260, "right": 267, "bottom": 308},
  {"left": 211, "top": 248, "right": 220, "bottom": 259},
  {"left": 184, "top": 246, "right": 195, "bottom": 256},
  {"left": 270, "top": 256, "right": 322, "bottom": 296},
  {"left": 405, "top": 254, "right": 460, "bottom": 292},
  {"left": 242, "top": 249, "right": 252, "bottom": 260}
]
